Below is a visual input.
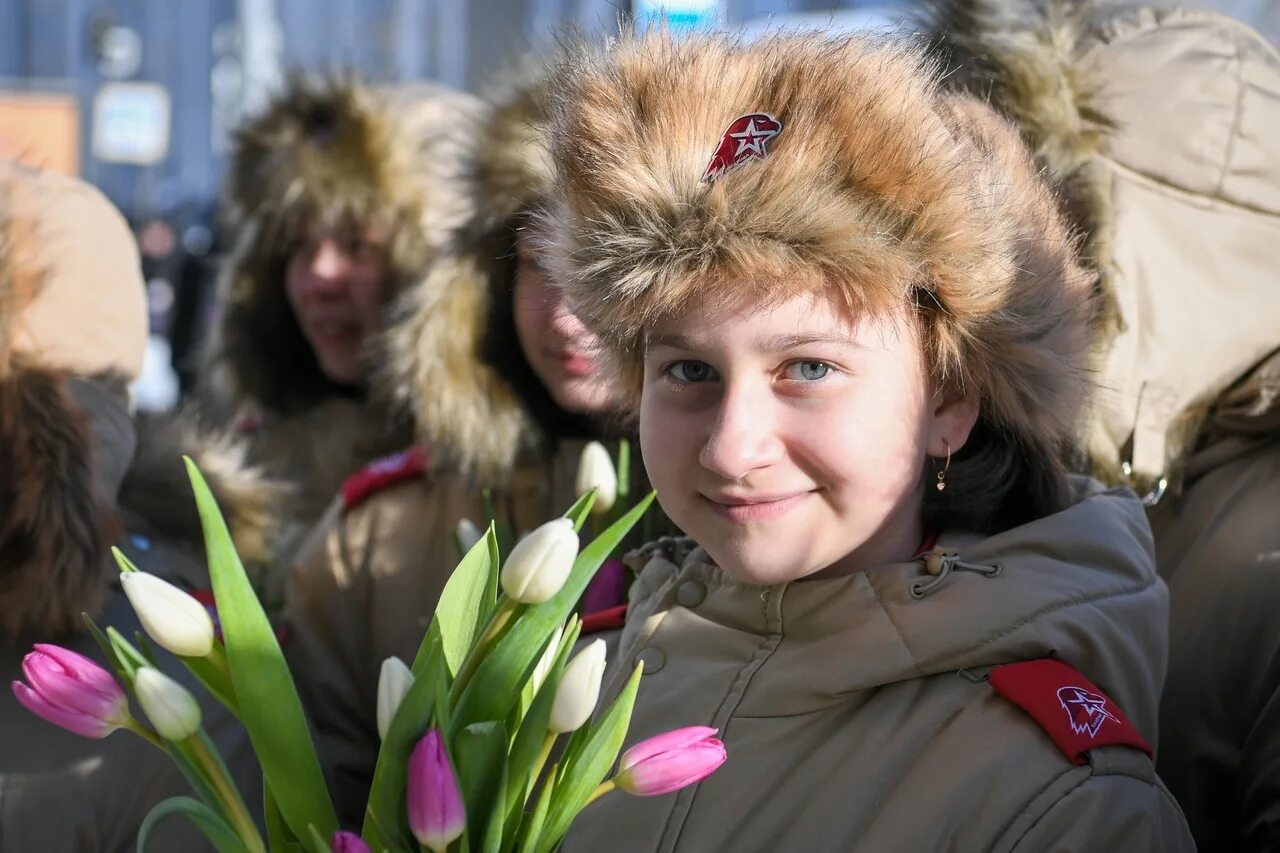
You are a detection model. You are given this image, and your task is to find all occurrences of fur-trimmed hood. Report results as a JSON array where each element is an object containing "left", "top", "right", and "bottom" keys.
[
  {"left": 380, "top": 61, "right": 575, "bottom": 482},
  {"left": 920, "top": 1, "right": 1280, "bottom": 495},
  {"left": 204, "top": 75, "right": 484, "bottom": 416},
  {"left": 0, "top": 162, "right": 280, "bottom": 638},
  {"left": 541, "top": 31, "right": 1093, "bottom": 496}
]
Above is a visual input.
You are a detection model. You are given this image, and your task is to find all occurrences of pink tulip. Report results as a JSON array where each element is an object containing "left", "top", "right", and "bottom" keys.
[
  {"left": 615, "top": 726, "right": 726, "bottom": 797},
  {"left": 11, "top": 644, "right": 129, "bottom": 739},
  {"left": 407, "top": 730, "right": 466, "bottom": 852},
  {"left": 330, "top": 831, "right": 370, "bottom": 853}
]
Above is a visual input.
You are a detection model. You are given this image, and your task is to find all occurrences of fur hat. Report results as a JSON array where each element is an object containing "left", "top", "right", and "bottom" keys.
[
  {"left": 920, "top": 1, "right": 1280, "bottom": 496},
  {"left": 380, "top": 61, "right": 565, "bottom": 482},
  {"left": 542, "top": 31, "right": 1095, "bottom": 487},
  {"left": 205, "top": 75, "right": 484, "bottom": 415}
]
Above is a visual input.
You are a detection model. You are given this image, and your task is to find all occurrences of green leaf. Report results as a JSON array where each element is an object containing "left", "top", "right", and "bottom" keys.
[
  {"left": 83, "top": 614, "right": 130, "bottom": 685},
  {"left": 536, "top": 663, "right": 643, "bottom": 853},
  {"left": 450, "top": 494, "right": 655, "bottom": 734},
  {"left": 515, "top": 767, "right": 556, "bottom": 853},
  {"left": 107, "top": 627, "right": 150, "bottom": 680},
  {"left": 615, "top": 440, "right": 631, "bottom": 501},
  {"left": 112, "top": 546, "right": 142, "bottom": 573},
  {"left": 184, "top": 457, "right": 338, "bottom": 841},
  {"left": 305, "top": 824, "right": 330, "bottom": 853},
  {"left": 454, "top": 722, "right": 508, "bottom": 850},
  {"left": 505, "top": 619, "right": 581, "bottom": 824},
  {"left": 362, "top": 627, "right": 447, "bottom": 850},
  {"left": 433, "top": 525, "right": 499, "bottom": 677},
  {"left": 137, "top": 796, "right": 247, "bottom": 853},
  {"left": 561, "top": 492, "right": 597, "bottom": 532},
  {"left": 264, "top": 782, "right": 295, "bottom": 852},
  {"left": 180, "top": 652, "right": 240, "bottom": 717}
]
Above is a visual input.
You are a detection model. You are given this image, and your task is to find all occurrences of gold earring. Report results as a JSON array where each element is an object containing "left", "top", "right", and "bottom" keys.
[{"left": 936, "top": 439, "right": 951, "bottom": 492}]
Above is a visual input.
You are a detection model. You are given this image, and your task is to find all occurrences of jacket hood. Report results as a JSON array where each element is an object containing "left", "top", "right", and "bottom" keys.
[
  {"left": 380, "top": 61, "right": 568, "bottom": 482},
  {"left": 633, "top": 477, "right": 1166, "bottom": 738},
  {"left": 541, "top": 30, "right": 1095, "bottom": 505},
  {"left": 205, "top": 76, "right": 484, "bottom": 415},
  {"left": 920, "top": 1, "right": 1280, "bottom": 495}
]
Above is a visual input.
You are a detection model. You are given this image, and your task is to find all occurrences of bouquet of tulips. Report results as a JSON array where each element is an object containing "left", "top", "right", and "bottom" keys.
[{"left": 11, "top": 458, "right": 724, "bottom": 852}]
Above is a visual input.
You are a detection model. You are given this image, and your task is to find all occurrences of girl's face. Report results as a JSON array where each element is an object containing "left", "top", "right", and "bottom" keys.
[
  {"left": 640, "top": 290, "right": 977, "bottom": 585},
  {"left": 513, "top": 231, "right": 615, "bottom": 415}
]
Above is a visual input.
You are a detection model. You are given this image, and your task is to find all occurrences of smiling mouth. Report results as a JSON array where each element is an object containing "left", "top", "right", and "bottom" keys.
[{"left": 701, "top": 491, "right": 813, "bottom": 524}]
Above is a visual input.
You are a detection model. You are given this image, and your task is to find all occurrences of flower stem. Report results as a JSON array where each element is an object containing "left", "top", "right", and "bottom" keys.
[
  {"left": 188, "top": 734, "right": 266, "bottom": 853},
  {"left": 584, "top": 780, "right": 616, "bottom": 808},
  {"left": 122, "top": 716, "right": 165, "bottom": 750}
]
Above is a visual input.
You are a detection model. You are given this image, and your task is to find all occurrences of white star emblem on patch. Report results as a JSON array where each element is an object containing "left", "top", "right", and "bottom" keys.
[
  {"left": 730, "top": 118, "right": 780, "bottom": 158},
  {"left": 1057, "top": 685, "right": 1121, "bottom": 739}
]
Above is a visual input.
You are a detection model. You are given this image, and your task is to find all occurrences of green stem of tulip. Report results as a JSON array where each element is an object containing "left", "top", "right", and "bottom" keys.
[
  {"left": 188, "top": 734, "right": 266, "bottom": 853},
  {"left": 529, "top": 733, "right": 557, "bottom": 796},
  {"left": 122, "top": 716, "right": 165, "bottom": 749},
  {"left": 585, "top": 780, "right": 616, "bottom": 807},
  {"left": 450, "top": 598, "right": 519, "bottom": 702},
  {"left": 207, "top": 643, "right": 231, "bottom": 680}
]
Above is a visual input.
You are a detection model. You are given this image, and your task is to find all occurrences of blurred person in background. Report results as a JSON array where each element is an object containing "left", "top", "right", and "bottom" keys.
[
  {"left": 285, "top": 62, "right": 653, "bottom": 826},
  {"left": 0, "top": 158, "right": 270, "bottom": 851},
  {"left": 926, "top": 2, "right": 1280, "bottom": 848},
  {"left": 197, "top": 75, "right": 484, "bottom": 565}
]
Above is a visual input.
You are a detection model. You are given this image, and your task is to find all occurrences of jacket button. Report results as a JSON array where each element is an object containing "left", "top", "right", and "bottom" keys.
[
  {"left": 634, "top": 647, "right": 666, "bottom": 674},
  {"left": 676, "top": 580, "right": 706, "bottom": 608}
]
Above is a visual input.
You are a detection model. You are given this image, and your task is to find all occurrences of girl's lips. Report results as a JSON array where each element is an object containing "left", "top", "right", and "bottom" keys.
[
  {"left": 556, "top": 350, "right": 599, "bottom": 377},
  {"left": 701, "top": 491, "right": 813, "bottom": 524}
]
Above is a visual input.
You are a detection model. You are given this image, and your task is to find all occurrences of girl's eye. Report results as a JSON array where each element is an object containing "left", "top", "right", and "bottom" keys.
[
  {"left": 784, "top": 360, "right": 831, "bottom": 381},
  {"left": 668, "top": 360, "right": 718, "bottom": 383}
]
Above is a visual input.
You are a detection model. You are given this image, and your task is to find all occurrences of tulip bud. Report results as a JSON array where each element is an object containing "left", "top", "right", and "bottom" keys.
[
  {"left": 499, "top": 518, "right": 579, "bottom": 604},
  {"left": 456, "top": 518, "right": 483, "bottom": 554},
  {"left": 529, "top": 624, "right": 566, "bottom": 696},
  {"left": 376, "top": 656, "right": 414, "bottom": 741},
  {"left": 120, "top": 571, "right": 216, "bottom": 658},
  {"left": 11, "top": 644, "right": 130, "bottom": 739},
  {"left": 331, "top": 831, "right": 370, "bottom": 853},
  {"left": 134, "top": 667, "right": 202, "bottom": 741},
  {"left": 576, "top": 441, "right": 618, "bottom": 515},
  {"left": 615, "top": 726, "right": 726, "bottom": 797},
  {"left": 549, "top": 639, "right": 607, "bottom": 734},
  {"left": 407, "top": 730, "right": 466, "bottom": 852}
]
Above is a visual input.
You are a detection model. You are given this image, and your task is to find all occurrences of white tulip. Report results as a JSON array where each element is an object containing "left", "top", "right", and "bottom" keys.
[
  {"left": 549, "top": 639, "right": 607, "bottom": 734},
  {"left": 499, "top": 518, "right": 579, "bottom": 604},
  {"left": 134, "top": 667, "right": 202, "bottom": 741},
  {"left": 576, "top": 441, "right": 618, "bottom": 516},
  {"left": 120, "top": 571, "right": 216, "bottom": 658},
  {"left": 456, "top": 518, "right": 483, "bottom": 554},
  {"left": 377, "top": 656, "right": 415, "bottom": 741}
]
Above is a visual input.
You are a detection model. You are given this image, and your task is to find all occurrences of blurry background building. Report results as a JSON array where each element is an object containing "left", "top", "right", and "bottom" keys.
[{"left": 0, "top": 0, "right": 1274, "bottom": 408}]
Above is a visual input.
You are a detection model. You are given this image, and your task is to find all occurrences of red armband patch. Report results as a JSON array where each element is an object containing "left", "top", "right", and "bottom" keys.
[
  {"left": 581, "top": 604, "right": 628, "bottom": 635},
  {"left": 341, "top": 447, "right": 429, "bottom": 509},
  {"left": 988, "top": 658, "right": 1152, "bottom": 765}
]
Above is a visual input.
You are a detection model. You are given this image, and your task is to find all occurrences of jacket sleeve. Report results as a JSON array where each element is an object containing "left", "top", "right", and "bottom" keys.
[
  {"left": 1004, "top": 756, "right": 1194, "bottom": 853},
  {"left": 285, "top": 497, "right": 381, "bottom": 830}
]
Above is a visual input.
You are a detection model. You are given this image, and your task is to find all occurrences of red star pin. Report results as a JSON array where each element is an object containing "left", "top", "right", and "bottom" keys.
[{"left": 701, "top": 112, "right": 783, "bottom": 182}]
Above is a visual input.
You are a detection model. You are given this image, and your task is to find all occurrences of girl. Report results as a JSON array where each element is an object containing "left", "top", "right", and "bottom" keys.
[{"left": 541, "top": 30, "right": 1193, "bottom": 851}]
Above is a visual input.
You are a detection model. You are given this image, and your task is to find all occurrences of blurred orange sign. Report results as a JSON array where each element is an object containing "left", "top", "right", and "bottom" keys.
[{"left": 0, "top": 91, "right": 80, "bottom": 176}]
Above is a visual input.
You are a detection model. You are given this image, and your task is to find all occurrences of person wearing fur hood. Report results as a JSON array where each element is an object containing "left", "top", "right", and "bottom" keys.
[
  {"left": 921, "top": 2, "right": 1280, "bottom": 848},
  {"left": 285, "top": 64, "right": 636, "bottom": 827},
  {"left": 536, "top": 28, "right": 1193, "bottom": 851},
  {"left": 197, "top": 75, "right": 485, "bottom": 563},
  {"left": 0, "top": 160, "right": 272, "bottom": 850}
]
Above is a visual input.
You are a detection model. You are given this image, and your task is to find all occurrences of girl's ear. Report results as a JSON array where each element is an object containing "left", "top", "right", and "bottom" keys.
[{"left": 926, "top": 388, "right": 980, "bottom": 458}]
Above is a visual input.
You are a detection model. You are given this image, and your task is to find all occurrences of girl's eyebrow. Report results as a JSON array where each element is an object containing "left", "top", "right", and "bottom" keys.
[{"left": 649, "top": 331, "right": 862, "bottom": 352}]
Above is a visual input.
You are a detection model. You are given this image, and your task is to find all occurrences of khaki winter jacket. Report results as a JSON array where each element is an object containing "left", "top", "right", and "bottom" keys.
[
  {"left": 563, "top": 479, "right": 1192, "bottom": 852},
  {"left": 922, "top": 5, "right": 1280, "bottom": 846},
  {"left": 286, "top": 439, "right": 595, "bottom": 828},
  {"left": 1150, "top": 351, "right": 1280, "bottom": 851}
]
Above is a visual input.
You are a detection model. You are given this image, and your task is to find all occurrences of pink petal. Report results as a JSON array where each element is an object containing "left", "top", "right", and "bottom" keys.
[
  {"left": 407, "top": 730, "right": 465, "bottom": 851},
  {"left": 619, "top": 726, "right": 719, "bottom": 772},
  {"left": 330, "top": 831, "right": 370, "bottom": 853},
  {"left": 22, "top": 651, "right": 123, "bottom": 721},
  {"left": 11, "top": 681, "right": 117, "bottom": 739},
  {"left": 32, "top": 644, "right": 121, "bottom": 697},
  {"left": 622, "top": 739, "right": 726, "bottom": 796}
]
